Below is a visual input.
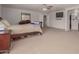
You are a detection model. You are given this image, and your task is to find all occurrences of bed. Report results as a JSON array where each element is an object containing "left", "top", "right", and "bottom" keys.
[{"left": 0, "top": 19, "right": 43, "bottom": 39}]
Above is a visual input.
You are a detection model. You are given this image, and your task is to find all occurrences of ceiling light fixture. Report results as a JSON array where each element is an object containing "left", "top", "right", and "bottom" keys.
[
  {"left": 42, "top": 8, "right": 48, "bottom": 11},
  {"left": 42, "top": 4, "right": 53, "bottom": 11}
]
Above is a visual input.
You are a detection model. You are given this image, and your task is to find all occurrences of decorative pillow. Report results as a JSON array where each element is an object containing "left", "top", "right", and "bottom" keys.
[
  {"left": 1, "top": 20, "right": 11, "bottom": 27},
  {"left": 19, "top": 20, "right": 31, "bottom": 24},
  {"left": 31, "top": 21, "right": 40, "bottom": 25}
]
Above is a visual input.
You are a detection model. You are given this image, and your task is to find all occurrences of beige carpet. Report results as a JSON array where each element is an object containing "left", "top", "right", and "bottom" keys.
[{"left": 10, "top": 28, "right": 79, "bottom": 54}]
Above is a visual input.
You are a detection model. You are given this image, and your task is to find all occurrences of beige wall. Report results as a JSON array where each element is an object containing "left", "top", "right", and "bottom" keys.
[
  {"left": 47, "top": 10, "right": 66, "bottom": 30},
  {"left": 2, "top": 7, "right": 44, "bottom": 25}
]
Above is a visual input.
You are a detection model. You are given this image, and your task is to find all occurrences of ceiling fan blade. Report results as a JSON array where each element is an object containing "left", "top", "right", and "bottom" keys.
[
  {"left": 42, "top": 4, "right": 53, "bottom": 11},
  {"left": 47, "top": 6, "right": 53, "bottom": 9}
]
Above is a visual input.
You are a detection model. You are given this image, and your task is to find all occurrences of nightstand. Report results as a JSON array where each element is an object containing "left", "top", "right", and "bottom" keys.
[{"left": 0, "top": 30, "right": 11, "bottom": 53}]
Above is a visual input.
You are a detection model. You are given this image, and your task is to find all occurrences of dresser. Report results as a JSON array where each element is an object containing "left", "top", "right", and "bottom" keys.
[{"left": 0, "top": 30, "right": 11, "bottom": 53}]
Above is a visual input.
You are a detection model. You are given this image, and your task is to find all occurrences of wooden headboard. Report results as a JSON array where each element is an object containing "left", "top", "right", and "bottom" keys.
[{"left": 19, "top": 20, "right": 31, "bottom": 24}]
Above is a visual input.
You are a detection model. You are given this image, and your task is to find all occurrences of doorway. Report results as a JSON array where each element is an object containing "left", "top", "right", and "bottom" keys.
[
  {"left": 69, "top": 14, "right": 72, "bottom": 30},
  {"left": 43, "top": 15, "right": 47, "bottom": 28},
  {"left": 68, "top": 9, "right": 78, "bottom": 31}
]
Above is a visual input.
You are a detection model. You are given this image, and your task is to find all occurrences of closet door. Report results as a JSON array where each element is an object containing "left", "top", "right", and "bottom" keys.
[{"left": 71, "top": 16, "right": 78, "bottom": 30}]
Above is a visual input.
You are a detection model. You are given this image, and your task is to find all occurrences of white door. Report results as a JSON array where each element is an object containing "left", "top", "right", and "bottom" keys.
[
  {"left": 69, "top": 9, "right": 78, "bottom": 31},
  {"left": 71, "top": 17, "right": 78, "bottom": 30}
]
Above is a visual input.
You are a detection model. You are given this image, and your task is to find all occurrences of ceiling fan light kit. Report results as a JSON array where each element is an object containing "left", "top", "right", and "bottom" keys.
[
  {"left": 42, "top": 4, "right": 53, "bottom": 11},
  {"left": 42, "top": 8, "right": 48, "bottom": 11}
]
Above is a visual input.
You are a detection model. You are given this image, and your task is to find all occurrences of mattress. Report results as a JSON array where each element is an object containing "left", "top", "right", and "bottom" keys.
[{"left": 7, "top": 24, "right": 42, "bottom": 34}]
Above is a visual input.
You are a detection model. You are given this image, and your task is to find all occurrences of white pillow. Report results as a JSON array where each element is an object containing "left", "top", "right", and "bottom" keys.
[
  {"left": 0, "top": 22, "right": 7, "bottom": 28},
  {"left": 1, "top": 20, "right": 11, "bottom": 27}
]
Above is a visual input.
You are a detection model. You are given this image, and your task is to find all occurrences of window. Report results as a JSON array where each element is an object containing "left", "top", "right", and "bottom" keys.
[{"left": 21, "top": 13, "right": 31, "bottom": 21}]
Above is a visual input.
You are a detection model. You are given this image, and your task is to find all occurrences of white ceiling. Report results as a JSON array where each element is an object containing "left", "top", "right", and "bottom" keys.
[{"left": 2, "top": 4, "right": 79, "bottom": 12}]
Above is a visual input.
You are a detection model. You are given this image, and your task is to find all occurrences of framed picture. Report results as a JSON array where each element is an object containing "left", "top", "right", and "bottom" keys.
[{"left": 21, "top": 12, "right": 31, "bottom": 21}]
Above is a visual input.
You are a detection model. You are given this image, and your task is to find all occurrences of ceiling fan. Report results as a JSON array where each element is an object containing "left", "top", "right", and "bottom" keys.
[{"left": 42, "top": 4, "right": 53, "bottom": 11}]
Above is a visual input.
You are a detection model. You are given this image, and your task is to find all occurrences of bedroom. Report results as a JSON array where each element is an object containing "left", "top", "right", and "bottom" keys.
[{"left": 0, "top": 4, "right": 79, "bottom": 54}]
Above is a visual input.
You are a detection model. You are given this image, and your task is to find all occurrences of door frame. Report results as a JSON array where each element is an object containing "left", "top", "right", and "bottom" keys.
[
  {"left": 67, "top": 9, "right": 74, "bottom": 31},
  {"left": 43, "top": 15, "right": 47, "bottom": 28},
  {"left": 69, "top": 14, "right": 72, "bottom": 30}
]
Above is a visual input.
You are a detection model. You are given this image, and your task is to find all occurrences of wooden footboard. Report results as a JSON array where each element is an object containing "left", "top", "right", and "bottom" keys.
[{"left": 11, "top": 32, "right": 42, "bottom": 40}]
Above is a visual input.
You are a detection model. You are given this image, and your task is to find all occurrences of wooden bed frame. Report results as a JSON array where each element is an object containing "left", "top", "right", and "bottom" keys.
[
  {"left": 11, "top": 20, "right": 43, "bottom": 40},
  {"left": 11, "top": 31, "right": 42, "bottom": 40},
  {"left": 0, "top": 19, "right": 43, "bottom": 40}
]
